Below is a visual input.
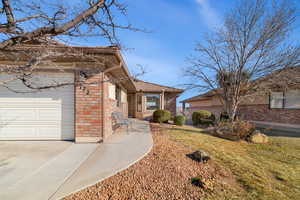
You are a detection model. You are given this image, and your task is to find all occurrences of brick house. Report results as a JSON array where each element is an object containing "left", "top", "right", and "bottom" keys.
[
  {"left": 0, "top": 42, "right": 182, "bottom": 143},
  {"left": 128, "top": 80, "right": 183, "bottom": 120},
  {"left": 181, "top": 67, "right": 300, "bottom": 125}
]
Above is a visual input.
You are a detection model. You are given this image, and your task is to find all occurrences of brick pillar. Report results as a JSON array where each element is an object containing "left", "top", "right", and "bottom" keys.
[{"left": 75, "top": 72, "right": 103, "bottom": 143}]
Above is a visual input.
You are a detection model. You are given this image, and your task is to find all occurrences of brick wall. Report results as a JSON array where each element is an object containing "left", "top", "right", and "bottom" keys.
[
  {"left": 186, "top": 104, "right": 300, "bottom": 125},
  {"left": 102, "top": 75, "right": 129, "bottom": 139},
  {"left": 165, "top": 92, "right": 177, "bottom": 116},
  {"left": 75, "top": 72, "right": 103, "bottom": 143},
  {"left": 239, "top": 104, "right": 300, "bottom": 124},
  {"left": 134, "top": 92, "right": 179, "bottom": 120},
  {"left": 75, "top": 72, "right": 129, "bottom": 143}
]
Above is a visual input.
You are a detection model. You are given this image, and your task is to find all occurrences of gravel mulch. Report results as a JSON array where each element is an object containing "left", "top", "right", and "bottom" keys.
[{"left": 65, "top": 123, "right": 233, "bottom": 200}]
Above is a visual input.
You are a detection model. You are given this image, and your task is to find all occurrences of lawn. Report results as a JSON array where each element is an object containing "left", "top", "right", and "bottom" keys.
[{"left": 167, "top": 126, "right": 300, "bottom": 200}]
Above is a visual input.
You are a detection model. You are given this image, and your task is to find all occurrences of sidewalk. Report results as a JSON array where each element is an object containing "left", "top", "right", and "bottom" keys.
[
  {"left": 252, "top": 121, "right": 300, "bottom": 137},
  {"left": 50, "top": 119, "right": 153, "bottom": 200}
]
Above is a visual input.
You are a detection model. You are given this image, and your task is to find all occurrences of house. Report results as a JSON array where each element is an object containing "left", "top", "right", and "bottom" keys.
[
  {"left": 128, "top": 80, "right": 183, "bottom": 120},
  {"left": 181, "top": 67, "right": 300, "bottom": 125},
  {"left": 0, "top": 41, "right": 183, "bottom": 143}
]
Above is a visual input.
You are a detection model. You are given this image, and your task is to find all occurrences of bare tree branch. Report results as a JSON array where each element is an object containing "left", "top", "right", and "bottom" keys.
[
  {"left": 184, "top": 0, "right": 300, "bottom": 121},
  {"left": 0, "top": 0, "right": 147, "bottom": 93}
]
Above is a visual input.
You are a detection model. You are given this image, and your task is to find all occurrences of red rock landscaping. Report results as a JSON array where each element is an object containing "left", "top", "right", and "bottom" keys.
[{"left": 65, "top": 124, "right": 234, "bottom": 200}]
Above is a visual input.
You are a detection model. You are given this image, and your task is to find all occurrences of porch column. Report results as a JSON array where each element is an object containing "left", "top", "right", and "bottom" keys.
[{"left": 161, "top": 89, "right": 165, "bottom": 110}]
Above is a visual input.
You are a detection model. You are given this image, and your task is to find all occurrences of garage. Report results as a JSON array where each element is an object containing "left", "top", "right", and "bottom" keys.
[{"left": 0, "top": 72, "right": 74, "bottom": 140}]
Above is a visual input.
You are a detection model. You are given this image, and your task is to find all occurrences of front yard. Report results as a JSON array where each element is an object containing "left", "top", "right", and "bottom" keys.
[
  {"left": 66, "top": 124, "right": 300, "bottom": 200},
  {"left": 169, "top": 126, "right": 300, "bottom": 200}
]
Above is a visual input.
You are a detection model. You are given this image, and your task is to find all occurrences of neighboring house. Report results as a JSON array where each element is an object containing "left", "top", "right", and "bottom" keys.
[
  {"left": 0, "top": 41, "right": 182, "bottom": 143},
  {"left": 181, "top": 67, "right": 300, "bottom": 125}
]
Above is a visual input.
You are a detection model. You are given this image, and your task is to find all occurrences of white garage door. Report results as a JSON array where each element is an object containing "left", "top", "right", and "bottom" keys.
[{"left": 0, "top": 72, "right": 74, "bottom": 140}]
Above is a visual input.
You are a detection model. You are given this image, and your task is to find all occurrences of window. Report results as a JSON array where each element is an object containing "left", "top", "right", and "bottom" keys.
[
  {"left": 270, "top": 92, "right": 284, "bottom": 109},
  {"left": 115, "top": 85, "right": 121, "bottom": 107},
  {"left": 145, "top": 94, "right": 160, "bottom": 110},
  {"left": 270, "top": 90, "right": 300, "bottom": 109},
  {"left": 108, "top": 84, "right": 116, "bottom": 99},
  {"left": 285, "top": 90, "right": 300, "bottom": 109}
]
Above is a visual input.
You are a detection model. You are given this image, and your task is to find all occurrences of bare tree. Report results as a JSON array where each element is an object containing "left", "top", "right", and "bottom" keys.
[
  {"left": 0, "top": 0, "right": 144, "bottom": 92},
  {"left": 184, "top": 0, "right": 300, "bottom": 121}
]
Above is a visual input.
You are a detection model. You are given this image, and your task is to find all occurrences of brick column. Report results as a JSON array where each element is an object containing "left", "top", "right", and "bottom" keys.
[{"left": 75, "top": 72, "right": 103, "bottom": 143}]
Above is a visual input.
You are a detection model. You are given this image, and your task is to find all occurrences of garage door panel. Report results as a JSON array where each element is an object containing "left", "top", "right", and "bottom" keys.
[
  {"left": 0, "top": 127, "right": 37, "bottom": 137},
  {"left": 0, "top": 109, "right": 37, "bottom": 121},
  {"left": 38, "top": 109, "right": 61, "bottom": 121},
  {"left": 0, "top": 72, "right": 75, "bottom": 141},
  {"left": 38, "top": 127, "right": 60, "bottom": 138}
]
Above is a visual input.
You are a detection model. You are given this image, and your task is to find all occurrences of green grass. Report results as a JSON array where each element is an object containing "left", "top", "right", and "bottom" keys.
[{"left": 166, "top": 126, "right": 300, "bottom": 200}]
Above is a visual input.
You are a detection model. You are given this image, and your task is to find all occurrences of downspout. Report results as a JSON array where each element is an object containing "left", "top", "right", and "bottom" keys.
[{"left": 101, "top": 72, "right": 105, "bottom": 141}]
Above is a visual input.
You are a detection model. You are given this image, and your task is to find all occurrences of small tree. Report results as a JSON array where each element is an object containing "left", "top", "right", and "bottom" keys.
[
  {"left": 0, "top": 0, "right": 145, "bottom": 92},
  {"left": 184, "top": 0, "right": 300, "bottom": 121}
]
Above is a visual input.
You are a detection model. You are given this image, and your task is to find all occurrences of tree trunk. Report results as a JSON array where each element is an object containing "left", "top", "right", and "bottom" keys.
[{"left": 224, "top": 99, "right": 238, "bottom": 122}]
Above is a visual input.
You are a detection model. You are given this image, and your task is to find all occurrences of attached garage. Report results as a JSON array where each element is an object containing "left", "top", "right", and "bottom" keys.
[{"left": 0, "top": 72, "right": 74, "bottom": 141}]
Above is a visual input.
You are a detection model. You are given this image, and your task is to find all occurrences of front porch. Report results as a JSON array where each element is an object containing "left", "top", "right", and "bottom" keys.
[{"left": 127, "top": 79, "right": 183, "bottom": 120}]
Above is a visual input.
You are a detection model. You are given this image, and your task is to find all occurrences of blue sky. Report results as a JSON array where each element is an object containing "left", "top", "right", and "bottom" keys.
[
  {"left": 119, "top": 0, "right": 232, "bottom": 103},
  {"left": 67, "top": 0, "right": 300, "bottom": 104}
]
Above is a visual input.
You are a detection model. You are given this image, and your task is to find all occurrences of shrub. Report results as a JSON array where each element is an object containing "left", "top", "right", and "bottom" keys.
[
  {"left": 153, "top": 109, "right": 171, "bottom": 123},
  {"left": 192, "top": 110, "right": 215, "bottom": 126},
  {"left": 174, "top": 115, "right": 186, "bottom": 126},
  {"left": 220, "top": 112, "right": 230, "bottom": 122},
  {"left": 214, "top": 120, "right": 255, "bottom": 141}
]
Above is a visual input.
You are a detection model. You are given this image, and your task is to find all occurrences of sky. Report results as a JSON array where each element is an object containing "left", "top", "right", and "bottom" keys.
[
  {"left": 14, "top": 0, "right": 298, "bottom": 105},
  {"left": 118, "top": 0, "right": 233, "bottom": 103},
  {"left": 108, "top": 0, "right": 298, "bottom": 104},
  {"left": 64, "top": 0, "right": 237, "bottom": 104}
]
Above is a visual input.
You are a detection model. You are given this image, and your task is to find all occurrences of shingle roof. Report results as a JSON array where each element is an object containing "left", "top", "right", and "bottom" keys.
[
  {"left": 180, "top": 90, "right": 218, "bottom": 103},
  {"left": 133, "top": 79, "right": 183, "bottom": 93},
  {"left": 0, "top": 39, "right": 137, "bottom": 92}
]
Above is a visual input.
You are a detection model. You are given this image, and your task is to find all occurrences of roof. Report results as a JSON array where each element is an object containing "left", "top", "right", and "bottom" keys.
[
  {"left": 0, "top": 39, "right": 137, "bottom": 92},
  {"left": 181, "top": 67, "right": 300, "bottom": 103},
  {"left": 133, "top": 79, "right": 183, "bottom": 93},
  {"left": 180, "top": 90, "right": 218, "bottom": 103}
]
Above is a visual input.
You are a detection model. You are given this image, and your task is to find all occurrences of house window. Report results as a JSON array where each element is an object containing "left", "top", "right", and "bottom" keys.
[
  {"left": 285, "top": 90, "right": 300, "bottom": 109},
  {"left": 145, "top": 94, "right": 160, "bottom": 110},
  {"left": 115, "top": 85, "right": 121, "bottom": 107},
  {"left": 270, "top": 90, "right": 300, "bottom": 109},
  {"left": 270, "top": 92, "right": 284, "bottom": 108},
  {"left": 108, "top": 84, "right": 116, "bottom": 99}
]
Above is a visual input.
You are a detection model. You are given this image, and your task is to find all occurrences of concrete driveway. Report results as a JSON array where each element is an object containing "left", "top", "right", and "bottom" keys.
[
  {"left": 0, "top": 119, "right": 153, "bottom": 200},
  {"left": 0, "top": 141, "right": 98, "bottom": 200}
]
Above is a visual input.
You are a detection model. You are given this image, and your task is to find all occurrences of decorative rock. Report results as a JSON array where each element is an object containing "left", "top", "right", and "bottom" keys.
[
  {"left": 187, "top": 150, "right": 211, "bottom": 163},
  {"left": 249, "top": 131, "right": 269, "bottom": 144},
  {"left": 191, "top": 177, "right": 205, "bottom": 188}
]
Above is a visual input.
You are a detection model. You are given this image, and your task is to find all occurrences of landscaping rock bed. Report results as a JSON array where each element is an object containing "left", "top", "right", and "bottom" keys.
[{"left": 65, "top": 124, "right": 233, "bottom": 200}]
